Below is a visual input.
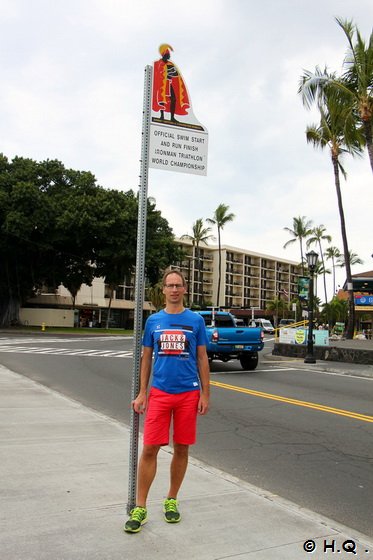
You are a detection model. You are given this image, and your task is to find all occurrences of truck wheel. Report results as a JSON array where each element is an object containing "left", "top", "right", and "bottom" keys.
[{"left": 239, "top": 352, "right": 258, "bottom": 371}]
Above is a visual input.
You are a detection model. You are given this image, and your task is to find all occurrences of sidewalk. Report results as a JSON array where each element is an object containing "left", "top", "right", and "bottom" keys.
[
  {"left": 263, "top": 347, "right": 373, "bottom": 378},
  {"left": 267, "top": 336, "right": 373, "bottom": 376},
  {"left": 1, "top": 364, "right": 373, "bottom": 560}
]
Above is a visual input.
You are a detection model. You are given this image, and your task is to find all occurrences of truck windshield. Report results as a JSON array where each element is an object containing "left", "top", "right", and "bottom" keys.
[{"left": 202, "top": 315, "right": 235, "bottom": 328}]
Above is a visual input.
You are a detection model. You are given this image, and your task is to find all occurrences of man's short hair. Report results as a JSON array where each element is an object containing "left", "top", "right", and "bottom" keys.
[{"left": 162, "top": 269, "right": 187, "bottom": 287}]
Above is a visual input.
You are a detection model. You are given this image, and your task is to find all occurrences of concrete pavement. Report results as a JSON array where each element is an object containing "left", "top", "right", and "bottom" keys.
[
  {"left": 1, "top": 363, "right": 373, "bottom": 560},
  {"left": 263, "top": 337, "right": 373, "bottom": 378}
]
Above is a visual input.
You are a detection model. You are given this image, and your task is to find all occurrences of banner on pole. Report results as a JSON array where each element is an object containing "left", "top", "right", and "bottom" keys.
[
  {"left": 149, "top": 44, "right": 208, "bottom": 176},
  {"left": 298, "top": 276, "right": 310, "bottom": 301}
]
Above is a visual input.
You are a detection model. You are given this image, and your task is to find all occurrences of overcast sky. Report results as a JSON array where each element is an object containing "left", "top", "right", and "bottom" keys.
[{"left": 1, "top": 0, "right": 372, "bottom": 301}]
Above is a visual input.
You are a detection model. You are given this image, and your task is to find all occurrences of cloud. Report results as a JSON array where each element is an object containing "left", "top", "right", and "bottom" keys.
[{"left": 1, "top": 0, "right": 372, "bottom": 304}]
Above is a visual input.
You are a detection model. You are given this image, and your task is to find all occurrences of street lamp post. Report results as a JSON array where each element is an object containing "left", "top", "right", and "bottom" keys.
[{"left": 304, "top": 250, "right": 318, "bottom": 364}]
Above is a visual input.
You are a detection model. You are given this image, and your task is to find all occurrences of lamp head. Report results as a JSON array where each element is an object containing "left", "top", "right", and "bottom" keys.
[{"left": 306, "top": 250, "right": 318, "bottom": 271}]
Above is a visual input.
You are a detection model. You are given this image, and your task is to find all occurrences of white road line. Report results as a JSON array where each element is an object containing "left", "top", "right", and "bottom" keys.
[
  {"left": 258, "top": 368, "right": 297, "bottom": 372},
  {"left": 0, "top": 336, "right": 132, "bottom": 344},
  {"left": 0, "top": 346, "right": 133, "bottom": 358}
]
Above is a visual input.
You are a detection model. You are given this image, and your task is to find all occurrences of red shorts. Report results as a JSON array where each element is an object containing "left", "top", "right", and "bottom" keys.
[{"left": 143, "top": 387, "right": 200, "bottom": 446}]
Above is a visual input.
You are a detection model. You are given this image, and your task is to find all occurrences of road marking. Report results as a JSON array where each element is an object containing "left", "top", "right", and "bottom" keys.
[
  {"left": 210, "top": 380, "right": 373, "bottom": 424},
  {"left": 0, "top": 336, "right": 132, "bottom": 344},
  {"left": 257, "top": 368, "right": 295, "bottom": 372},
  {"left": 0, "top": 345, "right": 133, "bottom": 358},
  {"left": 261, "top": 361, "right": 373, "bottom": 381}
]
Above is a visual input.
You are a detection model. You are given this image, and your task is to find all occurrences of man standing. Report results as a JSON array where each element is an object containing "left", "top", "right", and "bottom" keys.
[{"left": 124, "top": 269, "right": 210, "bottom": 533}]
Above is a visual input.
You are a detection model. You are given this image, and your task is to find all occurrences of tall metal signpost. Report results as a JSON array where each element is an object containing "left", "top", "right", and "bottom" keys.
[
  {"left": 127, "top": 45, "right": 208, "bottom": 514},
  {"left": 127, "top": 65, "right": 152, "bottom": 513}
]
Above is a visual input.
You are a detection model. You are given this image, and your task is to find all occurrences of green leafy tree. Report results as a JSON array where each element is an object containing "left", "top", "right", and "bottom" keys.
[
  {"left": 321, "top": 296, "right": 348, "bottom": 328},
  {"left": 266, "top": 297, "right": 289, "bottom": 325},
  {"left": 283, "top": 216, "right": 313, "bottom": 275},
  {"left": 0, "top": 155, "right": 181, "bottom": 326},
  {"left": 324, "top": 246, "right": 341, "bottom": 296},
  {"left": 147, "top": 282, "right": 164, "bottom": 311},
  {"left": 335, "top": 18, "right": 373, "bottom": 172},
  {"left": 306, "top": 225, "right": 332, "bottom": 303},
  {"left": 144, "top": 197, "right": 184, "bottom": 285},
  {"left": 299, "top": 17, "right": 373, "bottom": 174},
  {"left": 207, "top": 204, "right": 235, "bottom": 307},
  {"left": 0, "top": 155, "right": 63, "bottom": 325},
  {"left": 181, "top": 218, "right": 214, "bottom": 305},
  {"left": 310, "top": 261, "right": 331, "bottom": 301},
  {"left": 94, "top": 193, "right": 182, "bottom": 328},
  {"left": 302, "top": 90, "right": 364, "bottom": 338},
  {"left": 337, "top": 251, "right": 364, "bottom": 268}
]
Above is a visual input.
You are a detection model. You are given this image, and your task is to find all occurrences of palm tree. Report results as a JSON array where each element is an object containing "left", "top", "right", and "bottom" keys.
[
  {"left": 324, "top": 246, "right": 341, "bottom": 296},
  {"left": 283, "top": 216, "right": 313, "bottom": 275},
  {"left": 148, "top": 281, "right": 164, "bottom": 311},
  {"left": 181, "top": 218, "right": 214, "bottom": 305},
  {"left": 304, "top": 91, "right": 364, "bottom": 338},
  {"left": 311, "top": 261, "right": 331, "bottom": 299},
  {"left": 299, "top": 18, "right": 373, "bottom": 174},
  {"left": 306, "top": 225, "right": 332, "bottom": 303},
  {"left": 337, "top": 251, "right": 364, "bottom": 267},
  {"left": 207, "top": 204, "right": 235, "bottom": 307},
  {"left": 321, "top": 296, "right": 348, "bottom": 329},
  {"left": 266, "top": 297, "right": 288, "bottom": 325},
  {"left": 337, "top": 18, "right": 373, "bottom": 172}
]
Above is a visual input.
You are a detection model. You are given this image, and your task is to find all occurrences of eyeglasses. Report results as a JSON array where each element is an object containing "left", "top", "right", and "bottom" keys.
[{"left": 164, "top": 284, "right": 185, "bottom": 289}]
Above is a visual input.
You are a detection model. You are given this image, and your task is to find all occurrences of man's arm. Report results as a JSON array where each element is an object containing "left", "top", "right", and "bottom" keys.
[
  {"left": 132, "top": 346, "right": 153, "bottom": 414},
  {"left": 197, "top": 345, "right": 210, "bottom": 415}
]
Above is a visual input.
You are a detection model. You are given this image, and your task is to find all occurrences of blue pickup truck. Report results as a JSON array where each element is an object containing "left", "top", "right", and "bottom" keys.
[{"left": 195, "top": 310, "right": 264, "bottom": 370}]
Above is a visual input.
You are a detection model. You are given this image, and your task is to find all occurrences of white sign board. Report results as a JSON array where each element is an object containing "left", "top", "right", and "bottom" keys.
[
  {"left": 149, "top": 44, "right": 208, "bottom": 175},
  {"left": 149, "top": 125, "right": 208, "bottom": 175},
  {"left": 279, "top": 328, "right": 329, "bottom": 346}
]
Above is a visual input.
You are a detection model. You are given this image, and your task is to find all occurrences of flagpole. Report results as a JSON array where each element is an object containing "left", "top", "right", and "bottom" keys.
[{"left": 127, "top": 64, "right": 152, "bottom": 514}]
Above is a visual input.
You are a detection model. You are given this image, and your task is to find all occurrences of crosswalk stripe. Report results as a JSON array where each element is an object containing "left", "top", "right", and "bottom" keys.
[
  {"left": 0, "top": 346, "right": 133, "bottom": 358},
  {"left": 0, "top": 336, "right": 132, "bottom": 344}
]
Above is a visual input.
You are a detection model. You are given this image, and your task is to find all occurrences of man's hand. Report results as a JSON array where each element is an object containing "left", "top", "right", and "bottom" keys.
[
  {"left": 198, "top": 393, "right": 209, "bottom": 415},
  {"left": 132, "top": 393, "right": 147, "bottom": 414}
]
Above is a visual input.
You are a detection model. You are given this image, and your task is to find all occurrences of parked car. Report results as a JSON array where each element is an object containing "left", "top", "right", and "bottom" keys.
[{"left": 249, "top": 318, "right": 275, "bottom": 335}]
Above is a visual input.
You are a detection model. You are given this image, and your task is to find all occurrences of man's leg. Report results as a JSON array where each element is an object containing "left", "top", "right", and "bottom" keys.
[
  {"left": 124, "top": 445, "right": 160, "bottom": 533},
  {"left": 167, "top": 443, "right": 189, "bottom": 498},
  {"left": 167, "top": 390, "right": 199, "bottom": 499},
  {"left": 137, "top": 444, "right": 161, "bottom": 506},
  {"left": 162, "top": 443, "right": 189, "bottom": 523}
]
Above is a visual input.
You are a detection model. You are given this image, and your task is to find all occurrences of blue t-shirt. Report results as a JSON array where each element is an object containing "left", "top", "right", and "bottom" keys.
[{"left": 142, "top": 308, "right": 208, "bottom": 394}]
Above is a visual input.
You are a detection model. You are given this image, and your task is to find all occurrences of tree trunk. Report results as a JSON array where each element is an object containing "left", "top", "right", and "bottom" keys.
[
  {"left": 363, "top": 119, "right": 373, "bottom": 175},
  {"left": 0, "top": 296, "right": 20, "bottom": 327},
  {"left": 332, "top": 156, "right": 355, "bottom": 339},
  {"left": 299, "top": 239, "right": 304, "bottom": 275},
  {"left": 318, "top": 239, "right": 328, "bottom": 304},
  {"left": 216, "top": 228, "right": 221, "bottom": 307}
]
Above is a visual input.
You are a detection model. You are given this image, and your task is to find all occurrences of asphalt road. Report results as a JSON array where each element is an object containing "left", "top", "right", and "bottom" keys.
[{"left": 1, "top": 332, "right": 373, "bottom": 537}]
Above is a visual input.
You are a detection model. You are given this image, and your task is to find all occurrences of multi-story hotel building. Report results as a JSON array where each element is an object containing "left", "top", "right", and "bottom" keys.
[
  {"left": 20, "top": 238, "right": 301, "bottom": 327},
  {"left": 174, "top": 238, "right": 301, "bottom": 318}
]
